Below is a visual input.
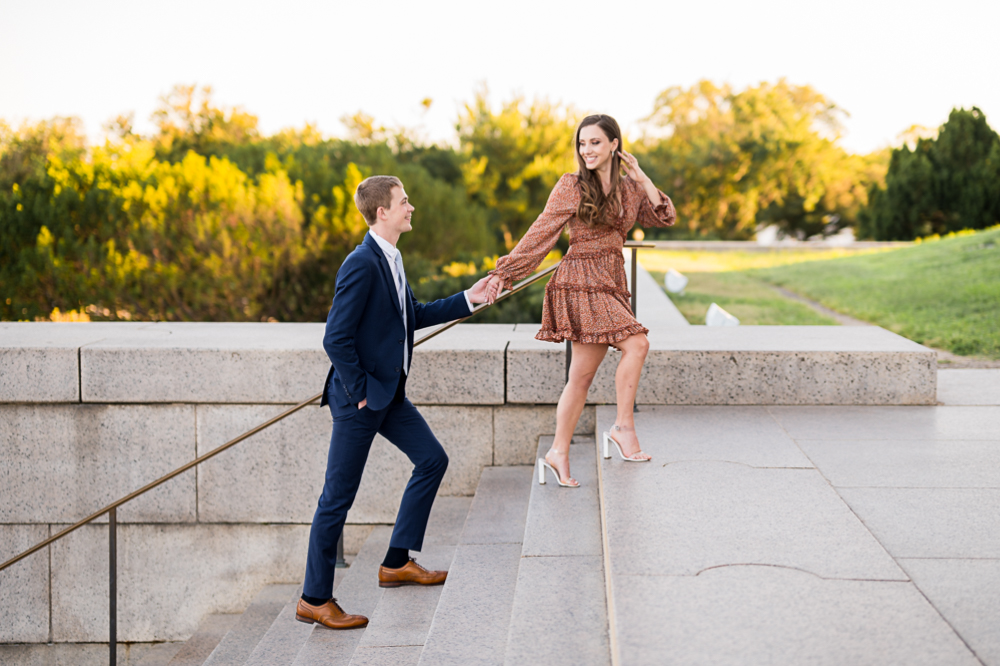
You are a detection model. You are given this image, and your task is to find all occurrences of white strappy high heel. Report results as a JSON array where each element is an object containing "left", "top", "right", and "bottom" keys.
[
  {"left": 537, "top": 456, "right": 580, "bottom": 487},
  {"left": 603, "top": 425, "right": 652, "bottom": 462}
]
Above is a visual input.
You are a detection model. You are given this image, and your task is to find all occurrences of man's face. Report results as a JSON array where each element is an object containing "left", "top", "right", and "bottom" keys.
[{"left": 380, "top": 186, "right": 414, "bottom": 235}]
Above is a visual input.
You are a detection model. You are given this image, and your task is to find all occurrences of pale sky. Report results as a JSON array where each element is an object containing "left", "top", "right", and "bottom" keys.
[{"left": 2, "top": 0, "right": 998, "bottom": 155}]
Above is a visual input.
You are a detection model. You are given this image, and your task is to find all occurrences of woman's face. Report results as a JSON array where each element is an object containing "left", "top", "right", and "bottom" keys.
[{"left": 578, "top": 124, "right": 619, "bottom": 171}]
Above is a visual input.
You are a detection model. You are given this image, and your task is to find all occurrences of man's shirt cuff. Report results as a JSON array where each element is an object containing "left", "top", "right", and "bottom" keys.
[{"left": 463, "top": 290, "right": 475, "bottom": 312}]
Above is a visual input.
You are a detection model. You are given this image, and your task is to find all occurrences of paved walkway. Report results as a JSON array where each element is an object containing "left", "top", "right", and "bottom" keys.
[{"left": 596, "top": 370, "right": 1000, "bottom": 665}]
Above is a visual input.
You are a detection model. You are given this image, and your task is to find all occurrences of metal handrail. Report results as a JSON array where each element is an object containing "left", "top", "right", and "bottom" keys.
[{"left": 0, "top": 241, "right": 651, "bottom": 665}]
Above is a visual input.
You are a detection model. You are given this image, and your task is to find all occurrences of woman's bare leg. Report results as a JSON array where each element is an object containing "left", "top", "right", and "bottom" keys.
[
  {"left": 547, "top": 342, "right": 609, "bottom": 484},
  {"left": 611, "top": 333, "right": 651, "bottom": 459}
]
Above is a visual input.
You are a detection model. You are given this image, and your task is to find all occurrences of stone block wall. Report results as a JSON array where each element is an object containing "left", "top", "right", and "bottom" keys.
[
  {"left": 0, "top": 314, "right": 936, "bottom": 643},
  {"left": 0, "top": 322, "right": 597, "bottom": 642}
]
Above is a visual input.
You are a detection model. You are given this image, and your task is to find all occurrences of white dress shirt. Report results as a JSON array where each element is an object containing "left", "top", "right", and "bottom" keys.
[{"left": 369, "top": 229, "right": 475, "bottom": 375}]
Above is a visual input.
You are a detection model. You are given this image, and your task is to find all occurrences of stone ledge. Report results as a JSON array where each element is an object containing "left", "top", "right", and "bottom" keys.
[
  {"left": 80, "top": 322, "right": 329, "bottom": 403},
  {"left": 407, "top": 324, "right": 513, "bottom": 405},
  {"left": 0, "top": 322, "right": 148, "bottom": 403},
  {"left": 1, "top": 322, "right": 937, "bottom": 406},
  {"left": 505, "top": 326, "right": 936, "bottom": 405}
]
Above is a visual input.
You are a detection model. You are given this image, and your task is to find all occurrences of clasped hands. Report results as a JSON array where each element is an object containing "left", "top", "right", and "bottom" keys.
[{"left": 467, "top": 274, "right": 505, "bottom": 305}]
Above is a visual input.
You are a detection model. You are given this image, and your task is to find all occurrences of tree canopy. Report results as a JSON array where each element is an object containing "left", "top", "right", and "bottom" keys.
[
  {"left": 6, "top": 80, "right": 966, "bottom": 323},
  {"left": 859, "top": 107, "right": 1000, "bottom": 240},
  {"left": 635, "top": 79, "right": 886, "bottom": 240}
]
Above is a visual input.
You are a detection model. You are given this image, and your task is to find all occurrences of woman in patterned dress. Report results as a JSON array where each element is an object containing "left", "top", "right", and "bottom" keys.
[{"left": 485, "top": 114, "right": 676, "bottom": 487}]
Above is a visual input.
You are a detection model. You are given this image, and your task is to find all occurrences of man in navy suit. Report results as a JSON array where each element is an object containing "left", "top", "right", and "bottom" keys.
[{"left": 296, "top": 175, "right": 491, "bottom": 629}]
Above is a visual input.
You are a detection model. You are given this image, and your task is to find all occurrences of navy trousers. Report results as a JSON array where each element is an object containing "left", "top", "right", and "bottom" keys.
[{"left": 303, "top": 376, "right": 449, "bottom": 599}]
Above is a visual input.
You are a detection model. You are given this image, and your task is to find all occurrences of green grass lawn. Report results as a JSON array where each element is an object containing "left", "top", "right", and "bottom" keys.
[
  {"left": 749, "top": 227, "right": 1000, "bottom": 358},
  {"left": 640, "top": 227, "right": 1000, "bottom": 359},
  {"left": 645, "top": 269, "right": 838, "bottom": 326}
]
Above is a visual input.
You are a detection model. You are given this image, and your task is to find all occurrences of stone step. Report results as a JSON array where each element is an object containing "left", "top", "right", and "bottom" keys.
[
  {"left": 201, "top": 583, "right": 300, "bottom": 666},
  {"left": 347, "top": 498, "right": 471, "bottom": 666},
  {"left": 165, "top": 614, "right": 241, "bottom": 666},
  {"left": 418, "top": 466, "right": 534, "bottom": 666},
  {"left": 135, "top": 641, "right": 184, "bottom": 666},
  {"left": 241, "top": 571, "right": 346, "bottom": 666},
  {"left": 283, "top": 526, "right": 391, "bottom": 666},
  {"left": 293, "top": 497, "right": 472, "bottom": 666},
  {"left": 593, "top": 405, "right": 979, "bottom": 665},
  {"left": 502, "top": 436, "right": 610, "bottom": 666}
]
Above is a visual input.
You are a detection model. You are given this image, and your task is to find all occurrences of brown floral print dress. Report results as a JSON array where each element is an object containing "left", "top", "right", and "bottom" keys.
[{"left": 489, "top": 173, "right": 676, "bottom": 345}]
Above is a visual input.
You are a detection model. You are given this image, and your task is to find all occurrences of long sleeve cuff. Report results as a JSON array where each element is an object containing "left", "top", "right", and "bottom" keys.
[
  {"left": 463, "top": 290, "right": 475, "bottom": 312},
  {"left": 645, "top": 192, "right": 677, "bottom": 227},
  {"left": 487, "top": 268, "right": 514, "bottom": 291}
]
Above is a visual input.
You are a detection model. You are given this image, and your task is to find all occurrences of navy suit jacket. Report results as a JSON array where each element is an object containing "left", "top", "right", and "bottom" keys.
[{"left": 320, "top": 232, "right": 471, "bottom": 419}]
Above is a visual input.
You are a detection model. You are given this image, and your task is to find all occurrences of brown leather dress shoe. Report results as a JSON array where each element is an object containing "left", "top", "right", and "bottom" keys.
[
  {"left": 295, "top": 598, "right": 368, "bottom": 629},
  {"left": 378, "top": 558, "right": 448, "bottom": 588}
]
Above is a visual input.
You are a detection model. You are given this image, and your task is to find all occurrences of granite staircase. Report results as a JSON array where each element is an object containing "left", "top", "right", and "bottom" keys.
[
  {"left": 136, "top": 437, "right": 611, "bottom": 666},
  {"left": 123, "top": 392, "right": 1000, "bottom": 665}
]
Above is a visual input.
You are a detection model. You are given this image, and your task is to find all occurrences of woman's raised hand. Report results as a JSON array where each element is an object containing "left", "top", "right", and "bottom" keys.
[{"left": 618, "top": 150, "right": 650, "bottom": 185}]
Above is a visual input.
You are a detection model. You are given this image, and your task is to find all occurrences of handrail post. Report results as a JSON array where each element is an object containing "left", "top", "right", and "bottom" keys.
[
  {"left": 631, "top": 246, "right": 638, "bottom": 318},
  {"left": 631, "top": 246, "right": 639, "bottom": 413},
  {"left": 109, "top": 507, "right": 117, "bottom": 666},
  {"left": 565, "top": 340, "right": 572, "bottom": 383}
]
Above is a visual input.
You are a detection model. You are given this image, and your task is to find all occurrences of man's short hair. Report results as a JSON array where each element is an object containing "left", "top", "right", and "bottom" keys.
[{"left": 354, "top": 175, "right": 403, "bottom": 226}]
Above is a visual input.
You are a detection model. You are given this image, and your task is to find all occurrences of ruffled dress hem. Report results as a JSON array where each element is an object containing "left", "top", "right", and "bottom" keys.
[{"left": 535, "top": 322, "right": 649, "bottom": 345}]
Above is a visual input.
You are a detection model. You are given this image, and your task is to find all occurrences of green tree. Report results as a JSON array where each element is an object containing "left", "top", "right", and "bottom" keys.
[
  {"left": 457, "top": 88, "right": 579, "bottom": 249},
  {"left": 152, "top": 84, "right": 261, "bottom": 162},
  {"left": 636, "top": 79, "right": 885, "bottom": 240},
  {"left": 860, "top": 107, "right": 1000, "bottom": 240},
  {"left": 2, "top": 89, "right": 497, "bottom": 322}
]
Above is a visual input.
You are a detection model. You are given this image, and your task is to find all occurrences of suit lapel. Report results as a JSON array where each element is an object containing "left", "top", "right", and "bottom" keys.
[{"left": 363, "top": 233, "right": 404, "bottom": 322}]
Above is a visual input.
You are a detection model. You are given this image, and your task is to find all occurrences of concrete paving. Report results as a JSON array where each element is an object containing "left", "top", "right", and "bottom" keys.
[
  {"left": 938, "top": 369, "right": 1000, "bottom": 405},
  {"left": 900, "top": 558, "right": 1000, "bottom": 665},
  {"left": 596, "top": 396, "right": 1000, "bottom": 665},
  {"left": 613, "top": 567, "right": 977, "bottom": 666}
]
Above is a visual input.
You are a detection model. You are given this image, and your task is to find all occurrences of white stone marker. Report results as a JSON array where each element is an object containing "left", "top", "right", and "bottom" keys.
[
  {"left": 706, "top": 303, "right": 740, "bottom": 326},
  {"left": 664, "top": 268, "right": 688, "bottom": 295}
]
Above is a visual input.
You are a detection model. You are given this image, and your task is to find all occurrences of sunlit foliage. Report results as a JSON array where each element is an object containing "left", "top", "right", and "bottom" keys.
[
  {"left": 3, "top": 81, "right": 970, "bottom": 323},
  {"left": 1, "top": 87, "right": 492, "bottom": 322},
  {"left": 636, "top": 79, "right": 887, "bottom": 240},
  {"left": 457, "top": 87, "right": 580, "bottom": 250},
  {"left": 860, "top": 107, "right": 1000, "bottom": 240}
]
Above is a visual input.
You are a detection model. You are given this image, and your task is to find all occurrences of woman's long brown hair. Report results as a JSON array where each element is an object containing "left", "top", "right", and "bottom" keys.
[{"left": 575, "top": 114, "right": 623, "bottom": 228}]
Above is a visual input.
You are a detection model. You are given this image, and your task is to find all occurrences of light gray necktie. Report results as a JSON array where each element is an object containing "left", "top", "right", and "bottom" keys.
[{"left": 394, "top": 251, "right": 409, "bottom": 374}]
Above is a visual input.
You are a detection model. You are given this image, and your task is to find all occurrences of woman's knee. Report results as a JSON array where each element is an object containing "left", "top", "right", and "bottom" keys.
[
  {"left": 624, "top": 334, "right": 649, "bottom": 357},
  {"left": 568, "top": 369, "right": 597, "bottom": 390}
]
